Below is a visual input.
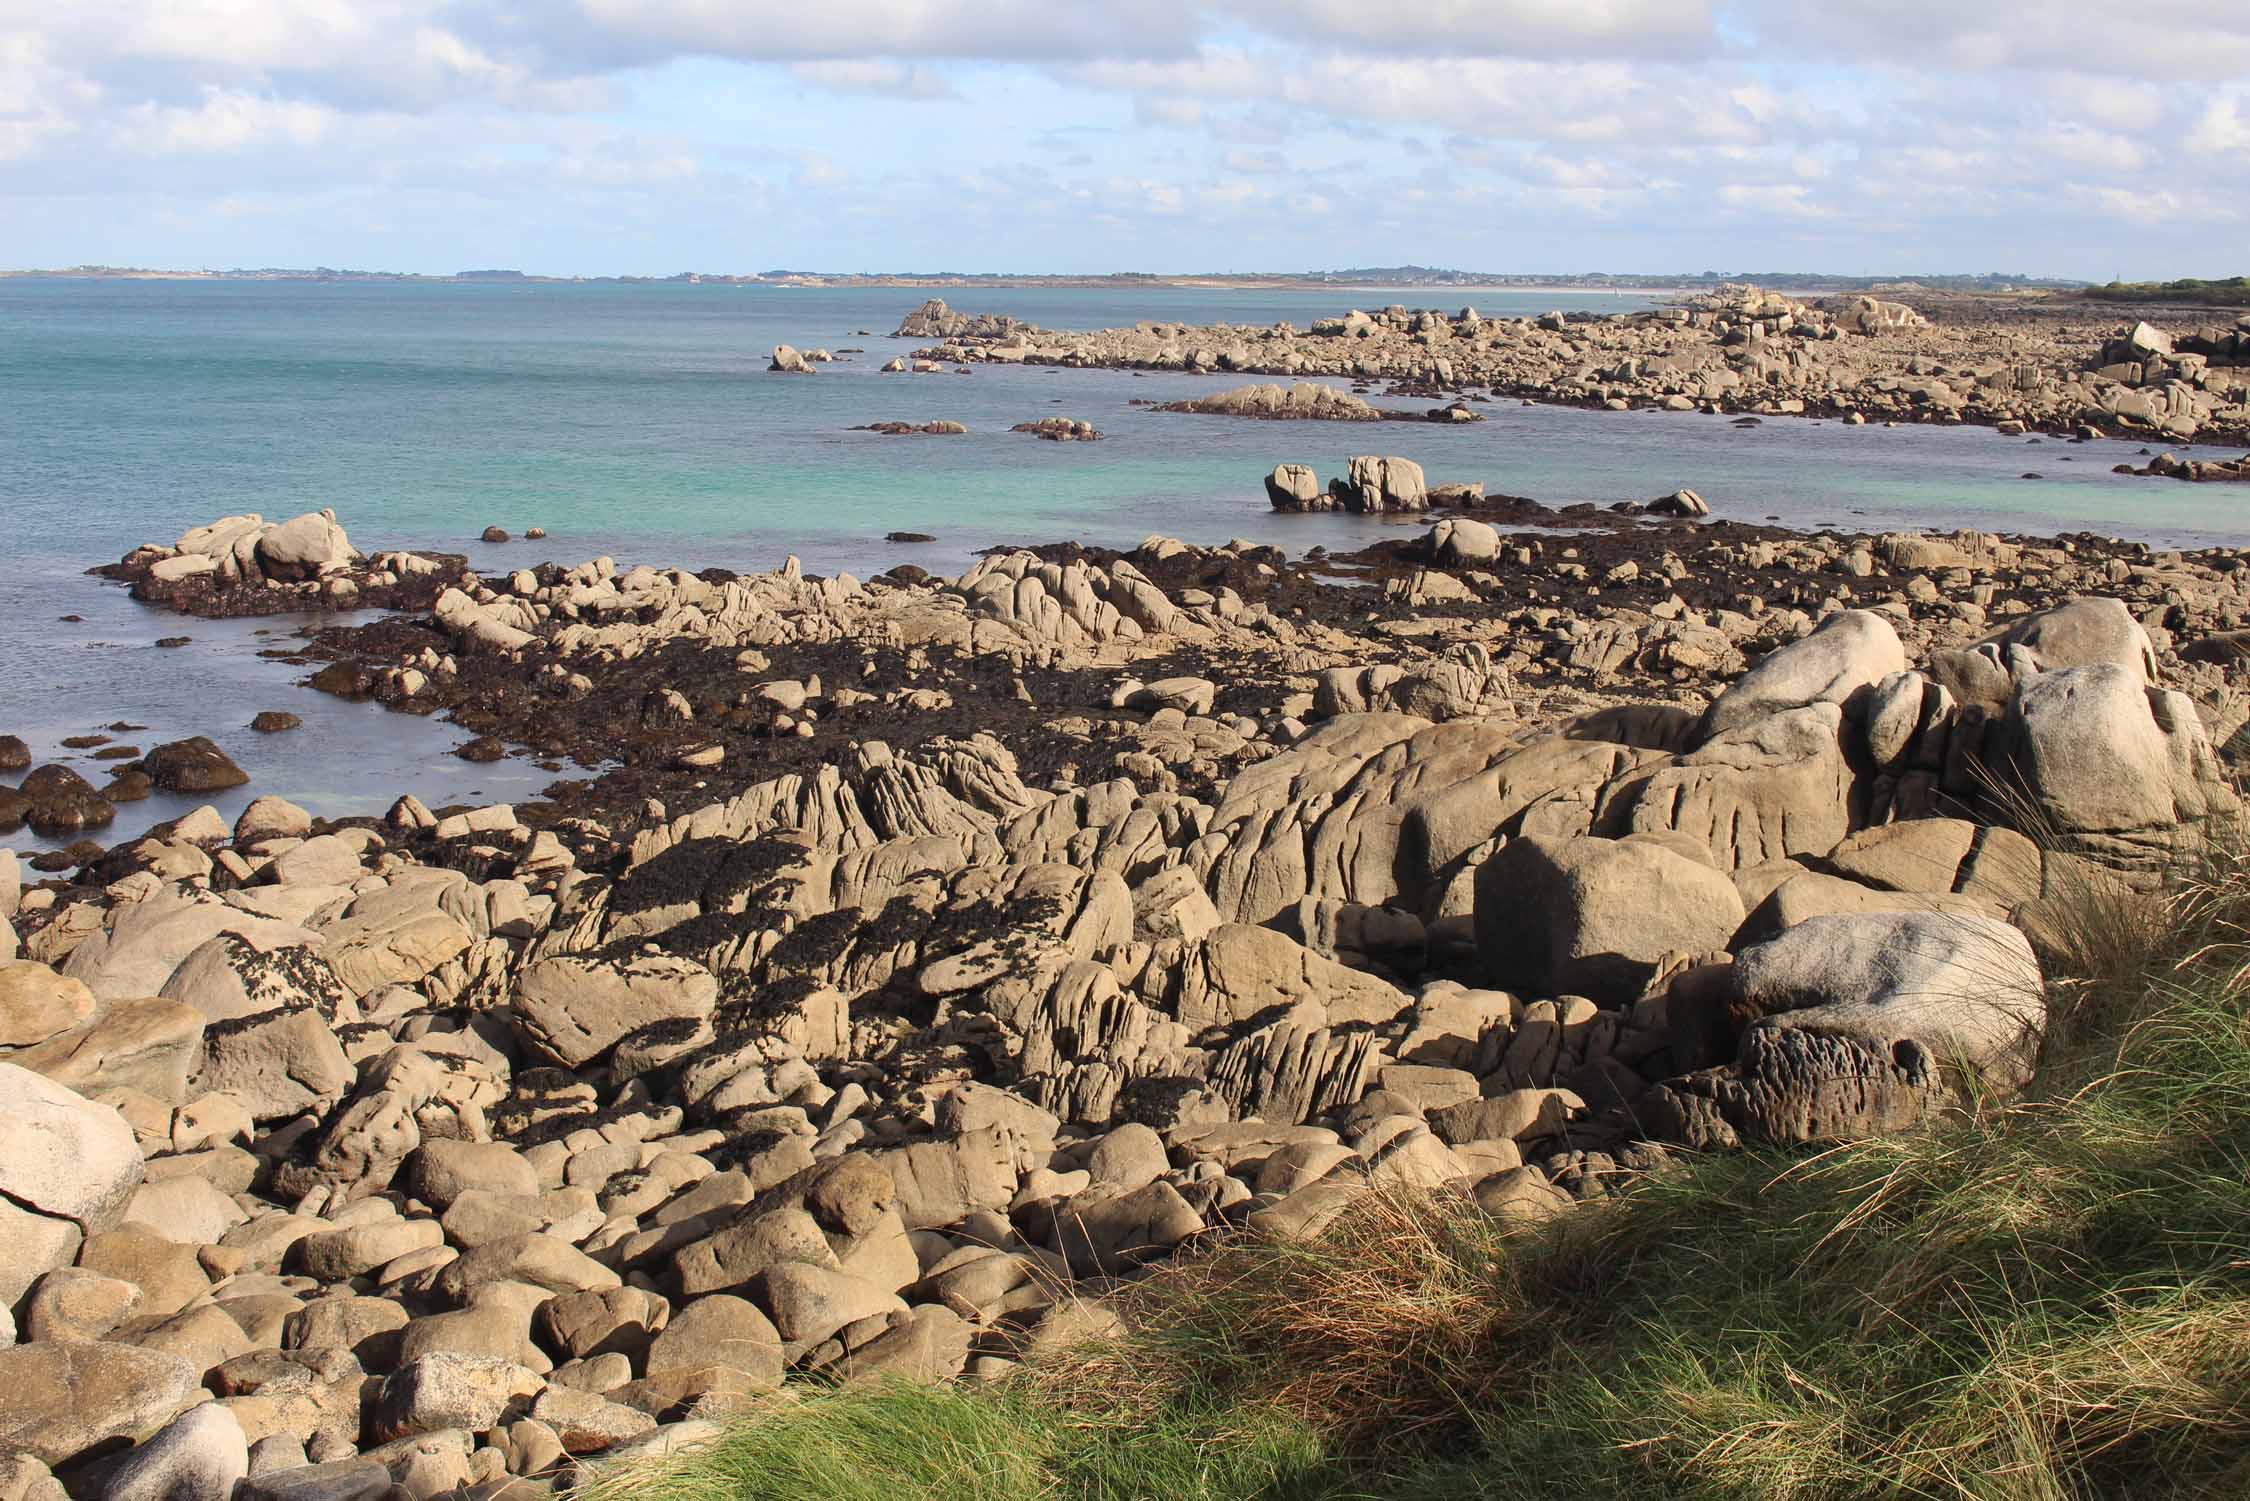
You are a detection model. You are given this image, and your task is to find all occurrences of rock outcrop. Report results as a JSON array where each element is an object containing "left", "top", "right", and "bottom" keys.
[
  {"left": 21, "top": 502, "right": 2248, "bottom": 1492},
  {"left": 1157, "top": 383, "right": 1381, "bottom": 421}
]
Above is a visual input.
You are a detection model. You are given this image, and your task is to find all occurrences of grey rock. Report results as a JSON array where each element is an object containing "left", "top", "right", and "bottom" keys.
[
  {"left": 101, "top": 1402, "right": 248, "bottom": 1501},
  {"left": 0, "top": 1341, "right": 201, "bottom": 1466},
  {"left": 370, "top": 1353, "right": 542, "bottom": 1442},
  {"left": 1697, "top": 609, "right": 1904, "bottom": 743},
  {"left": 1475, "top": 833, "right": 1744, "bottom": 1004},
  {"left": 1735, "top": 910, "right": 2046, "bottom": 1090},
  {"left": 0, "top": 1064, "right": 144, "bottom": 1306},
  {"left": 232, "top": 1459, "right": 391, "bottom": 1501}
]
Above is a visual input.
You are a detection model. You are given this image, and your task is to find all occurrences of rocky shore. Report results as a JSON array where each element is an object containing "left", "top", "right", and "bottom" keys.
[
  {"left": 6, "top": 499, "right": 2250, "bottom": 1501},
  {"left": 95, "top": 511, "right": 474, "bottom": 621},
  {"left": 892, "top": 287, "right": 2250, "bottom": 445}
]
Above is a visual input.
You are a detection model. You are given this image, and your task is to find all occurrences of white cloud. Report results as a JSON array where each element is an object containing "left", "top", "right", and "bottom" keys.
[
  {"left": 121, "top": 89, "right": 339, "bottom": 153},
  {"left": 2188, "top": 94, "right": 2250, "bottom": 157},
  {"left": 788, "top": 60, "right": 955, "bottom": 98},
  {"left": 574, "top": 0, "right": 1202, "bottom": 62},
  {"left": 1235, "top": 0, "right": 1716, "bottom": 57},
  {"left": 1716, "top": 182, "right": 1826, "bottom": 220},
  {"left": 1725, "top": 0, "right": 2250, "bottom": 80}
]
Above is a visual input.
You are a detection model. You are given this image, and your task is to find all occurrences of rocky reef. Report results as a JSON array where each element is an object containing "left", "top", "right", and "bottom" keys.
[{"left": 907, "top": 284, "right": 2250, "bottom": 443}]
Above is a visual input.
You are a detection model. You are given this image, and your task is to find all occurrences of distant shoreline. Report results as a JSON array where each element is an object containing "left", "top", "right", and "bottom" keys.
[
  {"left": 0, "top": 270, "right": 1688, "bottom": 295},
  {"left": 0, "top": 267, "right": 2077, "bottom": 298}
]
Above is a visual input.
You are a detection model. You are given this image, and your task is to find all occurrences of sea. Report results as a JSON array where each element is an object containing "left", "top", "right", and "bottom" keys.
[{"left": 2, "top": 278, "right": 2244, "bottom": 850}]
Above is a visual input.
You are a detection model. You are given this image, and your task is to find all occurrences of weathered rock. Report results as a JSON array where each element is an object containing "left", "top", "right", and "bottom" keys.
[
  {"left": 755, "top": 1263, "right": 906, "bottom": 1358},
  {"left": 1998, "top": 664, "right": 2232, "bottom": 860},
  {"left": 1733, "top": 911, "right": 2046, "bottom": 1091},
  {"left": 162, "top": 937, "right": 351, "bottom": 1026},
  {"left": 9, "top": 996, "right": 207, "bottom": 1104},
  {"left": 232, "top": 1459, "right": 390, "bottom": 1501},
  {"left": 1611, "top": 703, "right": 1856, "bottom": 872},
  {"left": 1160, "top": 383, "right": 1379, "bottom": 421},
  {"left": 1263, "top": 463, "right": 1325, "bottom": 511},
  {"left": 234, "top": 797, "right": 314, "bottom": 845},
  {"left": 436, "top": 1234, "right": 620, "bottom": 1300},
  {"left": 0, "top": 1064, "right": 144, "bottom": 1306},
  {"left": 643, "top": 1294, "right": 784, "bottom": 1391},
  {"left": 294, "top": 1217, "right": 446, "bottom": 1282},
  {"left": 408, "top": 1141, "right": 540, "bottom": 1211},
  {"left": 1696, "top": 610, "right": 1905, "bottom": 743},
  {"left": 1644, "top": 1024, "right": 1939, "bottom": 1148},
  {"left": 1983, "top": 597, "right": 2156, "bottom": 683},
  {"left": 0, "top": 1342, "right": 200, "bottom": 1466},
  {"left": 536, "top": 1288, "right": 669, "bottom": 1364},
  {"left": 193, "top": 1005, "right": 355, "bottom": 1120},
  {"left": 15, "top": 765, "right": 114, "bottom": 837},
  {"left": 1167, "top": 924, "right": 1411, "bottom": 1032},
  {"left": 0, "top": 1454, "right": 63, "bottom": 1501},
  {"left": 62, "top": 895, "right": 321, "bottom": 1005},
  {"left": 0, "top": 961, "right": 96, "bottom": 1048},
  {"left": 1044, "top": 1180, "right": 1207, "bottom": 1275},
  {"left": 370, "top": 1354, "right": 542, "bottom": 1442},
  {"left": 318, "top": 891, "right": 472, "bottom": 999},
  {"left": 527, "top": 1385, "right": 654, "bottom": 1452},
  {"left": 1339, "top": 455, "right": 1427, "bottom": 513},
  {"left": 255, "top": 511, "right": 356, "bottom": 580},
  {"left": 1475, "top": 833, "right": 1744, "bottom": 1004},
  {"left": 77, "top": 1227, "right": 210, "bottom": 1320},
  {"left": 512, "top": 956, "right": 718, "bottom": 1068},
  {"left": 24, "top": 1266, "right": 143, "bottom": 1343},
  {"left": 1427, "top": 517, "right": 1501, "bottom": 564},
  {"left": 121, "top": 1175, "right": 247, "bottom": 1246},
  {"left": 102, "top": 1401, "right": 248, "bottom": 1501}
]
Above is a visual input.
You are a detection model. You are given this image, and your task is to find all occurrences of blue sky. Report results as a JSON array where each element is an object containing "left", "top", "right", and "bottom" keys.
[{"left": 2, "top": 0, "right": 2246, "bottom": 279}]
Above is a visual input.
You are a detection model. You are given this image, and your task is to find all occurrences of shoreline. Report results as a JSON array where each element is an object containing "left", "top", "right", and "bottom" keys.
[
  {"left": 9, "top": 434, "right": 2247, "bottom": 865},
  {"left": 0, "top": 270, "right": 2061, "bottom": 300},
  {"left": 14, "top": 482, "right": 2231, "bottom": 861}
]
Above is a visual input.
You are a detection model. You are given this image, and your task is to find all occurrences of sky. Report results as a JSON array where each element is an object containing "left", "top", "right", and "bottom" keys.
[{"left": 2, "top": 1, "right": 2247, "bottom": 279}]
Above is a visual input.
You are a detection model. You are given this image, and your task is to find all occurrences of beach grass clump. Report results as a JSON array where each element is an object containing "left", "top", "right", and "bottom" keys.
[{"left": 584, "top": 834, "right": 2250, "bottom": 1501}]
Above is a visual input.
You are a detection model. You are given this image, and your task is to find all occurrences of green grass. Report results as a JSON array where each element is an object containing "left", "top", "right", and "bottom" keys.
[{"left": 586, "top": 838, "right": 2250, "bottom": 1501}]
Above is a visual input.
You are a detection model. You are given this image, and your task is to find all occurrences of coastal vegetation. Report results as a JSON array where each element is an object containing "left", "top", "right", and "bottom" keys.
[{"left": 2083, "top": 277, "right": 2250, "bottom": 308}]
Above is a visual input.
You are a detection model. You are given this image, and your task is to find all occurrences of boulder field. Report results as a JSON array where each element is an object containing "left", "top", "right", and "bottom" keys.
[{"left": 6, "top": 503, "right": 2250, "bottom": 1499}]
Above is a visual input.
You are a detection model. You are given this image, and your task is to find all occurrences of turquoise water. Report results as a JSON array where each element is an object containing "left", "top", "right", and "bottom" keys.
[{"left": 1, "top": 279, "right": 2242, "bottom": 847}]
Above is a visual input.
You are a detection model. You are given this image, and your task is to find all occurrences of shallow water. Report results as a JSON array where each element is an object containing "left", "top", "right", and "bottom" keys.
[{"left": 2, "top": 279, "right": 2241, "bottom": 849}]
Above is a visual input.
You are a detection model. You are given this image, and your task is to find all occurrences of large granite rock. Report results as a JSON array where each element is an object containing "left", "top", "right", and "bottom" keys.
[
  {"left": 254, "top": 510, "right": 357, "bottom": 581},
  {"left": 1999, "top": 663, "right": 2234, "bottom": 860},
  {"left": 1734, "top": 910, "right": 2046, "bottom": 1091},
  {"left": 1338, "top": 455, "right": 1427, "bottom": 513},
  {"left": 1475, "top": 833, "right": 1745, "bottom": 1004},
  {"left": 0, "top": 1063, "right": 145, "bottom": 1307},
  {"left": 0, "top": 1342, "right": 201, "bottom": 1466},
  {"left": 103, "top": 1401, "right": 249, "bottom": 1501},
  {"left": 1696, "top": 609, "right": 1904, "bottom": 743},
  {"left": 511, "top": 955, "right": 720, "bottom": 1067}
]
